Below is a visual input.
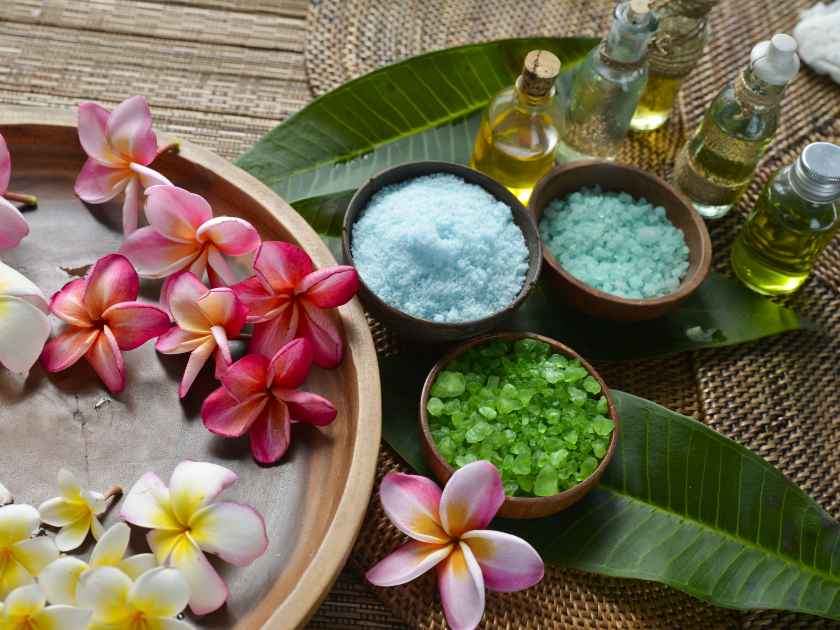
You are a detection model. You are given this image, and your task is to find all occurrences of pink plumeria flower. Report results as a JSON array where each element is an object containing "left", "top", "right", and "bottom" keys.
[
  {"left": 233, "top": 241, "right": 359, "bottom": 368},
  {"left": 155, "top": 272, "right": 247, "bottom": 398},
  {"left": 74, "top": 96, "right": 171, "bottom": 236},
  {"left": 0, "top": 132, "right": 30, "bottom": 250},
  {"left": 367, "top": 461, "right": 544, "bottom": 630},
  {"left": 120, "top": 461, "right": 268, "bottom": 616},
  {"left": 40, "top": 254, "right": 170, "bottom": 394},
  {"left": 201, "top": 338, "right": 337, "bottom": 464},
  {"left": 120, "top": 185, "right": 261, "bottom": 294}
]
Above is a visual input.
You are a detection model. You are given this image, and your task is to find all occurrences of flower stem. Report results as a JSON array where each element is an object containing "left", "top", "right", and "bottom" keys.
[
  {"left": 105, "top": 485, "right": 123, "bottom": 502},
  {"left": 3, "top": 192, "right": 38, "bottom": 207},
  {"left": 156, "top": 142, "right": 180, "bottom": 159}
]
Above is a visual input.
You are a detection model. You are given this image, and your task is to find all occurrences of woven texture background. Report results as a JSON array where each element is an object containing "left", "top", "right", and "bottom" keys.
[{"left": 306, "top": 0, "right": 840, "bottom": 628}]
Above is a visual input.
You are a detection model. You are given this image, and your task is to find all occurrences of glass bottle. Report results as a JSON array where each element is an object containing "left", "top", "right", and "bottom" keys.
[
  {"left": 673, "top": 33, "right": 800, "bottom": 220},
  {"left": 470, "top": 50, "right": 563, "bottom": 204},
  {"left": 555, "top": 0, "right": 659, "bottom": 163},
  {"left": 630, "top": 0, "right": 719, "bottom": 132},
  {"left": 731, "top": 142, "right": 840, "bottom": 295}
]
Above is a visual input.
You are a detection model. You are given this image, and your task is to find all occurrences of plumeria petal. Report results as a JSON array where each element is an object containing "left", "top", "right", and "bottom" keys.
[
  {"left": 168, "top": 461, "right": 237, "bottom": 526},
  {"left": 298, "top": 299, "right": 344, "bottom": 368},
  {"left": 188, "top": 501, "right": 268, "bottom": 566},
  {"left": 82, "top": 254, "right": 139, "bottom": 318},
  {"left": 163, "top": 534, "right": 228, "bottom": 615},
  {"left": 249, "top": 304, "right": 299, "bottom": 359},
  {"left": 378, "top": 473, "right": 448, "bottom": 544},
  {"left": 187, "top": 247, "right": 209, "bottom": 279},
  {"left": 232, "top": 277, "right": 285, "bottom": 323},
  {"left": 206, "top": 244, "right": 238, "bottom": 286},
  {"left": 366, "top": 541, "right": 453, "bottom": 587},
  {"left": 40, "top": 327, "right": 99, "bottom": 373},
  {"left": 253, "top": 241, "right": 313, "bottom": 292},
  {"left": 101, "top": 301, "right": 170, "bottom": 350},
  {"left": 167, "top": 271, "right": 211, "bottom": 333},
  {"left": 155, "top": 327, "right": 206, "bottom": 354},
  {"left": 145, "top": 185, "right": 210, "bottom": 242},
  {"left": 77, "top": 102, "right": 123, "bottom": 167},
  {"left": 202, "top": 388, "right": 268, "bottom": 438},
  {"left": 0, "top": 260, "right": 48, "bottom": 310},
  {"left": 249, "top": 399, "right": 291, "bottom": 464},
  {"left": 38, "top": 557, "right": 88, "bottom": 605},
  {"left": 120, "top": 228, "right": 202, "bottom": 279},
  {"left": 0, "top": 132, "right": 12, "bottom": 193},
  {"left": 37, "top": 498, "right": 87, "bottom": 527},
  {"left": 130, "top": 162, "right": 171, "bottom": 189},
  {"left": 57, "top": 469, "right": 82, "bottom": 500},
  {"left": 3, "top": 583, "right": 46, "bottom": 615},
  {"left": 33, "top": 605, "right": 92, "bottom": 630},
  {"left": 49, "top": 279, "right": 91, "bottom": 328},
  {"left": 77, "top": 566, "right": 132, "bottom": 624},
  {"left": 90, "top": 515, "right": 105, "bottom": 541},
  {"left": 178, "top": 337, "right": 216, "bottom": 398},
  {"left": 10, "top": 537, "right": 60, "bottom": 576},
  {"left": 120, "top": 472, "right": 180, "bottom": 530},
  {"left": 0, "top": 504, "right": 39, "bottom": 545},
  {"left": 74, "top": 159, "right": 130, "bottom": 204},
  {"left": 275, "top": 389, "right": 336, "bottom": 426},
  {"left": 118, "top": 554, "right": 156, "bottom": 579},
  {"left": 219, "top": 353, "right": 269, "bottom": 401},
  {"left": 437, "top": 542, "right": 485, "bottom": 630},
  {"left": 196, "top": 216, "right": 261, "bottom": 256},
  {"left": 121, "top": 176, "right": 142, "bottom": 236},
  {"left": 0, "top": 296, "right": 51, "bottom": 373},
  {"left": 85, "top": 325, "right": 125, "bottom": 394},
  {"left": 198, "top": 288, "right": 247, "bottom": 335},
  {"left": 0, "top": 557, "right": 34, "bottom": 599},
  {"left": 106, "top": 95, "right": 157, "bottom": 165},
  {"left": 89, "top": 523, "right": 130, "bottom": 568},
  {"left": 55, "top": 514, "right": 93, "bottom": 551},
  {"left": 299, "top": 266, "right": 359, "bottom": 308},
  {"left": 128, "top": 566, "right": 190, "bottom": 618},
  {"left": 439, "top": 460, "right": 505, "bottom": 538},
  {"left": 461, "top": 530, "right": 544, "bottom": 592},
  {"left": 0, "top": 198, "right": 29, "bottom": 250},
  {"left": 267, "top": 337, "right": 312, "bottom": 389}
]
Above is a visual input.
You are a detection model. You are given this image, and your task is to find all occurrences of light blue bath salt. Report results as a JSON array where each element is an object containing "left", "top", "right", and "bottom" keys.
[
  {"left": 351, "top": 174, "right": 529, "bottom": 322},
  {"left": 539, "top": 187, "right": 690, "bottom": 299}
]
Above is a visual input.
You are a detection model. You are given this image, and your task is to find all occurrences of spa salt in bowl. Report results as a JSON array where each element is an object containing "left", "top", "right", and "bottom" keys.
[{"left": 349, "top": 170, "right": 534, "bottom": 340}]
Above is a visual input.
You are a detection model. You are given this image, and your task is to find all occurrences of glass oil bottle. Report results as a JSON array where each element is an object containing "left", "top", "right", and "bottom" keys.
[
  {"left": 673, "top": 34, "right": 800, "bottom": 219},
  {"left": 630, "top": 0, "right": 719, "bottom": 132},
  {"left": 470, "top": 50, "right": 563, "bottom": 204},
  {"left": 731, "top": 142, "right": 840, "bottom": 295},
  {"left": 554, "top": 0, "right": 659, "bottom": 163}
]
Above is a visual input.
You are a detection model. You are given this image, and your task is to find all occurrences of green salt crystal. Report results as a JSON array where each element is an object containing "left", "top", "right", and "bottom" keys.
[
  {"left": 593, "top": 416, "right": 615, "bottom": 436},
  {"left": 455, "top": 452, "right": 478, "bottom": 467},
  {"left": 592, "top": 440, "right": 607, "bottom": 459},
  {"left": 439, "top": 436, "right": 456, "bottom": 459},
  {"left": 498, "top": 397, "right": 521, "bottom": 415},
  {"left": 512, "top": 452, "right": 532, "bottom": 475},
  {"left": 563, "top": 366, "right": 588, "bottom": 383},
  {"left": 534, "top": 464, "right": 559, "bottom": 497},
  {"left": 564, "top": 430, "right": 578, "bottom": 445},
  {"left": 486, "top": 375, "right": 500, "bottom": 389},
  {"left": 580, "top": 456, "right": 598, "bottom": 478},
  {"left": 478, "top": 406, "right": 497, "bottom": 420},
  {"left": 516, "top": 475, "right": 534, "bottom": 493},
  {"left": 550, "top": 448, "right": 569, "bottom": 466},
  {"left": 568, "top": 386, "right": 587, "bottom": 407},
  {"left": 543, "top": 365, "right": 563, "bottom": 384},
  {"left": 503, "top": 480, "right": 520, "bottom": 496},
  {"left": 466, "top": 421, "right": 492, "bottom": 443},
  {"left": 583, "top": 376, "right": 601, "bottom": 394},
  {"left": 451, "top": 412, "right": 467, "bottom": 428},
  {"left": 431, "top": 371, "right": 466, "bottom": 398},
  {"left": 426, "top": 397, "right": 445, "bottom": 416},
  {"left": 596, "top": 396, "right": 609, "bottom": 414},
  {"left": 444, "top": 400, "right": 461, "bottom": 414}
]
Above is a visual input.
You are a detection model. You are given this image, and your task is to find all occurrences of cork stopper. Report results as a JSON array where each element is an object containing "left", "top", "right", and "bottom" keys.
[
  {"left": 629, "top": 0, "right": 651, "bottom": 18},
  {"left": 520, "top": 50, "right": 561, "bottom": 97}
]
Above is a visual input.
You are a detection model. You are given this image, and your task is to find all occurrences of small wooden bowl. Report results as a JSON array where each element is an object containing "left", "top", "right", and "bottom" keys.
[
  {"left": 342, "top": 161, "right": 542, "bottom": 344},
  {"left": 529, "top": 161, "right": 712, "bottom": 321},
  {"left": 418, "top": 332, "right": 619, "bottom": 519}
]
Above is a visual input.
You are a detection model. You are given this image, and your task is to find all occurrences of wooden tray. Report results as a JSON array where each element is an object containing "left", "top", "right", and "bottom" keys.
[{"left": 0, "top": 108, "right": 381, "bottom": 629}]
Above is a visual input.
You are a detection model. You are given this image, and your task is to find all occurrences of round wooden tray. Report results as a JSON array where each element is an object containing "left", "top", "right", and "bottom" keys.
[{"left": 0, "top": 108, "right": 381, "bottom": 628}]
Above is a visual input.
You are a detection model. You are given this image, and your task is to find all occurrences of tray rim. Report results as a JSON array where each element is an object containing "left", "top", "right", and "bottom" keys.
[{"left": 0, "top": 106, "right": 382, "bottom": 629}]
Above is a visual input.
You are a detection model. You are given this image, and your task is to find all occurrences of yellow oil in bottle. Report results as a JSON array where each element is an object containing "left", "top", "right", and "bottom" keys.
[
  {"left": 470, "top": 114, "right": 558, "bottom": 204},
  {"left": 630, "top": 74, "right": 682, "bottom": 131},
  {"left": 731, "top": 183, "right": 839, "bottom": 295}
]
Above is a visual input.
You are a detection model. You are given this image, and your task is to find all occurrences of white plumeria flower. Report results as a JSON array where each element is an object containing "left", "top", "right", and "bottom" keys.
[
  {"left": 0, "top": 481, "right": 11, "bottom": 506},
  {"left": 0, "top": 504, "right": 59, "bottom": 599},
  {"left": 0, "top": 584, "right": 90, "bottom": 629},
  {"left": 77, "top": 566, "right": 192, "bottom": 630},
  {"left": 38, "top": 469, "right": 114, "bottom": 552},
  {"left": 0, "top": 260, "right": 50, "bottom": 374},
  {"left": 121, "top": 461, "right": 268, "bottom": 615},
  {"left": 39, "top": 522, "right": 156, "bottom": 605}
]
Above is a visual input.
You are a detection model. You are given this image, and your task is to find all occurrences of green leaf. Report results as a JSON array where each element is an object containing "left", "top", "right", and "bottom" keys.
[
  {"left": 377, "top": 352, "right": 840, "bottom": 621},
  {"left": 237, "top": 36, "right": 598, "bottom": 231}
]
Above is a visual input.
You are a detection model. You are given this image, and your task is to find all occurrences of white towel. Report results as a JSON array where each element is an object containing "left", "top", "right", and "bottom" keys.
[{"left": 794, "top": 1, "right": 840, "bottom": 84}]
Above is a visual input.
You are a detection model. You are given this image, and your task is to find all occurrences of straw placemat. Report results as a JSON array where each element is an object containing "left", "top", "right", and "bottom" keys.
[{"left": 306, "top": 0, "right": 840, "bottom": 628}]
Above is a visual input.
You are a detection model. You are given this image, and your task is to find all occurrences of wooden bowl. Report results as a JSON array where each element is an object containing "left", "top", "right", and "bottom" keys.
[
  {"left": 529, "top": 161, "right": 712, "bottom": 321},
  {"left": 342, "top": 161, "right": 542, "bottom": 344},
  {"left": 418, "top": 332, "right": 619, "bottom": 519}
]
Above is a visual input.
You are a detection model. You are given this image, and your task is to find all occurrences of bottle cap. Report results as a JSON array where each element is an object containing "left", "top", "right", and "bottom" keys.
[
  {"left": 794, "top": 142, "right": 840, "bottom": 202},
  {"left": 751, "top": 33, "right": 800, "bottom": 86},
  {"left": 520, "top": 50, "right": 562, "bottom": 97}
]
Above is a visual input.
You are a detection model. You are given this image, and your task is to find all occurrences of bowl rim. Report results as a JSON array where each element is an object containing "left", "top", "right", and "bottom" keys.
[
  {"left": 529, "top": 160, "right": 712, "bottom": 307},
  {"left": 342, "top": 160, "right": 543, "bottom": 331},
  {"left": 418, "top": 331, "right": 620, "bottom": 508}
]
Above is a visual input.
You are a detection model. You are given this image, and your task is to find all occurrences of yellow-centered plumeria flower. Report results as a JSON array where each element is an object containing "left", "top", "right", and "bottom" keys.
[
  {"left": 0, "top": 482, "right": 11, "bottom": 506},
  {"left": 0, "top": 504, "right": 59, "bottom": 599},
  {"left": 38, "top": 469, "right": 118, "bottom": 552},
  {"left": 39, "top": 522, "right": 156, "bottom": 605},
  {"left": 0, "top": 584, "right": 90, "bottom": 629},
  {"left": 77, "top": 566, "right": 192, "bottom": 630}
]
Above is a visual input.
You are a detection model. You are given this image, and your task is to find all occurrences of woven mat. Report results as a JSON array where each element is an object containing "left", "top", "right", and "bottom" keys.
[{"left": 307, "top": 0, "right": 840, "bottom": 628}]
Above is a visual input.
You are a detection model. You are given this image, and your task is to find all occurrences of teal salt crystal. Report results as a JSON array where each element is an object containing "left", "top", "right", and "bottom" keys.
[
  {"left": 351, "top": 174, "right": 529, "bottom": 322},
  {"left": 539, "top": 186, "right": 689, "bottom": 299}
]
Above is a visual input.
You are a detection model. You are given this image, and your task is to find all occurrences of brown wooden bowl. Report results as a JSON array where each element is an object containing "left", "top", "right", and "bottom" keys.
[
  {"left": 418, "top": 332, "right": 619, "bottom": 519},
  {"left": 529, "top": 161, "right": 712, "bottom": 321},
  {"left": 342, "top": 161, "right": 542, "bottom": 344}
]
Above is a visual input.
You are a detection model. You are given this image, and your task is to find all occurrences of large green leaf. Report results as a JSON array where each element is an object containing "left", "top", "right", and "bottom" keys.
[
  {"left": 237, "top": 36, "right": 598, "bottom": 228},
  {"left": 378, "top": 351, "right": 840, "bottom": 620}
]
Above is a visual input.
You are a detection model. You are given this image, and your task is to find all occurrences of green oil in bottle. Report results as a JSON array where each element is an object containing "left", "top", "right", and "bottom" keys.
[{"left": 731, "top": 142, "right": 840, "bottom": 295}]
